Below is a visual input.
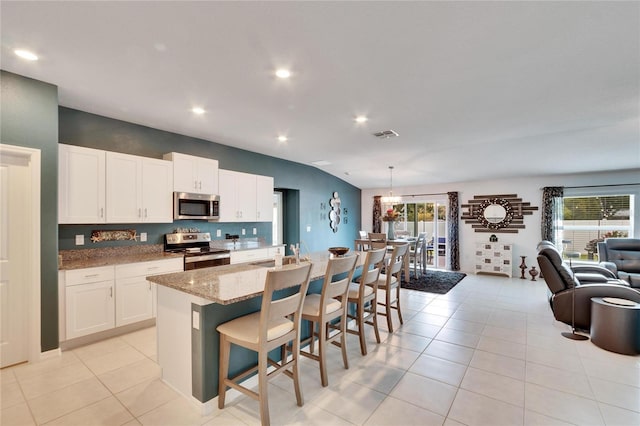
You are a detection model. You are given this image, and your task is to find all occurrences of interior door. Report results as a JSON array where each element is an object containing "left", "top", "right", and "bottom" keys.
[{"left": 0, "top": 153, "right": 30, "bottom": 367}]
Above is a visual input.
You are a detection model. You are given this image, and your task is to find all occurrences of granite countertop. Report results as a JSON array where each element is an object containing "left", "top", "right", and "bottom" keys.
[
  {"left": 58, "top": 240, "right": 285, "bottom": 271},
  {"left": 146, "top": 250, "right": 366, "bottom": 305},
  {"left": 210, "top": 239, "right": 285, "bottom": 252},
  {"left": 58, "top": 244, "right": 183, "bottom": 270}
]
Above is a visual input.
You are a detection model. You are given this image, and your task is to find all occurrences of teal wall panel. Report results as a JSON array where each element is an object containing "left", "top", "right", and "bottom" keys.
[{"left": 1, "top": 70, "right": 59, "bottom": 351}]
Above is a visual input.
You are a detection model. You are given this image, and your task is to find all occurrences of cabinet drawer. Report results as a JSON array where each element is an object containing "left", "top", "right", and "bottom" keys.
[
  {"left": 230, "top": 249, "right": 269, "bottom": 264},
  {"left": 65, "top": 266, "right": 115, "bottom": 286},
  {"left": 116, "top": 258, "right": 184, "bottom": 279}
]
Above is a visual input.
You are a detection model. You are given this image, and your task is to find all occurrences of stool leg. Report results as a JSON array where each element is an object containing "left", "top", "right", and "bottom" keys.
[
  {"left": 318, "top": 320, "right": 328, "bottom": 387},
  {"left": 386, "top": 293, "right": 394, "bottom": 333},
  {"left": 258, "top": 350, "right": 270, "bottom": 426},
  {"left": 218, "top": 334, "right": 230, "bottom": 409},
  {"left": 357, "top": 302, "right": 367, "bottom": 355}
]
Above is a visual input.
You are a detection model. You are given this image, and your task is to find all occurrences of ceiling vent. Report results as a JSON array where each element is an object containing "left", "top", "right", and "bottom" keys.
[{"left": 373, "top": 129, "right": 399, "bottom": 139}]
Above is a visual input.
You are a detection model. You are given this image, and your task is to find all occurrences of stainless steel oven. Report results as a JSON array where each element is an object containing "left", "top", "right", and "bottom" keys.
[
  {"left": 164, "top": 232, "right": 230, "bottom": 270},
  {"left": 183, "top": 250, "right": 231, "bottom": 270}
]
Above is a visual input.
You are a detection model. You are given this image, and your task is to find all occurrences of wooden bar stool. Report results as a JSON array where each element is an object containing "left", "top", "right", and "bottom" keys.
[
  {"left": 346, "top": 248, "right": 386, "bottom": 355},
  {"left": 216, "top": 263, "right": 312, "bottom": 426},
  {"left": 300, "top": 254, "right": 359, "bottom": 387},
  {"left": 377, "top": 243, "right": 409, "bottom": 333}
]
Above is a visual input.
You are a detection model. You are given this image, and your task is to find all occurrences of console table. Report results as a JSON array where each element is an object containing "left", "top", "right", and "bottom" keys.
[{"left": 475, "top": 243, "right": 512, "bottom": 277}]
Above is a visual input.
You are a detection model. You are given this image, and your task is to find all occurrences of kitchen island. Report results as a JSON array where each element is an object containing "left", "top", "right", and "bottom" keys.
[{"left": 146, "top": 251, "right": 365, "bottom": 414}]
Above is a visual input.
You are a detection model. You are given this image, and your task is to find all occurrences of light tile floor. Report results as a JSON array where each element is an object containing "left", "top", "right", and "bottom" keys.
[{"left": 2, "top": 273, "right": 639, "bottom": 425}]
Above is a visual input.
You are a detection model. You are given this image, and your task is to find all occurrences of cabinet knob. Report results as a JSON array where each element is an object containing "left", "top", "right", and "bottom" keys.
[
  {"left": 144, "top": 208, "right": 148, "bottom": 218},
  {"left": 138, "top": 208, "right": 142, "bottom": 217}
]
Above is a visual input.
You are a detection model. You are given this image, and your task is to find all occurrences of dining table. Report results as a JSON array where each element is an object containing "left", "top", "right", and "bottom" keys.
[{"left": 354, "top": 238, "right": 414, "bottom": 281}]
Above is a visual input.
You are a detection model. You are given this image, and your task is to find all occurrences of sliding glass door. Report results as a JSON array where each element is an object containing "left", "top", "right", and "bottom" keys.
[{"left": 386, "top": 197, "right": 448, "bottom": 268}]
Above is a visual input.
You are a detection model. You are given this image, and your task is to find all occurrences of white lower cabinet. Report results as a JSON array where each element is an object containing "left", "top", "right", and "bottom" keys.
[
  {"left": 115, "top": 276, "right": 154, "bottom": 327},
  {"left": 62, "top": 258, "right": 183, "bottom": 340},
  {"left": 230, "top": 249, "right": 269, "bottom": 264},
  {"left": 115, "top": 258, "right": 183, "bottom": 326},
  {"left": 65, "top": 266, "right": 115, "bottom": 340}
]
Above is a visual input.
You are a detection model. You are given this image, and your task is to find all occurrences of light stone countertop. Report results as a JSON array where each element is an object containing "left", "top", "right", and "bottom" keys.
[
  {"left": 58, "top": 245, "right": 183, "bottom": 270},
  {"left": 146, "top": 250, "right": 365, "bottom": 305}
]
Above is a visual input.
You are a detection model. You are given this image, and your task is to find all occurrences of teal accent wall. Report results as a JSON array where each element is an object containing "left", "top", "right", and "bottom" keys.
[
  {"left": 59, "top": 107, "right": 361, "bottom": 253},
  {"left": 1, "top": 70, "right": 59, "bottom": 351}
]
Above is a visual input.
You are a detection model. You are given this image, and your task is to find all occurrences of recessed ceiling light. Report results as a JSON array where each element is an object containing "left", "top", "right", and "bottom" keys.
[
  {"left": 355, "top": 115, "right": 368, "bottom": 123},
  {"left": 278, "top": 135, "right": 288, "bottom": 143},
  {"left": 14, "top": 49, "right": 38, "bottom": 61},
  {"left": 191, "top": 107, "right": 205, "bottom": 115},
  {"left": 275, "top": 69, "right": 291, "bottom": 79}
]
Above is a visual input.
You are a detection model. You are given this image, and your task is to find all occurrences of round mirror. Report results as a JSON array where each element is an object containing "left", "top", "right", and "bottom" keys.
[
  {"left": 476, "top": 198, "right": 514, "bottom": 229},
  {"left": 484, "top": 204, "right": 507, "bottom": 223}
]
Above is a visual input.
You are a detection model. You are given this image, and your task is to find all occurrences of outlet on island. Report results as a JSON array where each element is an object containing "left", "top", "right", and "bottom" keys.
[
  {"left": 253, "top": 228, "right": 257, "bottom": 235},
  {"left": 140, "top": 232, "right": 147, "bottom": 242},
  {"left": 242, "top": 229, "right": 246, "bottom": 235},
  {"left": 75, "top": 234, "right": 84, "bottom": 245}
]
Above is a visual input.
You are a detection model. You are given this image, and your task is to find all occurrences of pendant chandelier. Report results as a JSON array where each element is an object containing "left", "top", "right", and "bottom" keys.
[{"left": 381, "top": 165, "right": 401, "bottom": 204}]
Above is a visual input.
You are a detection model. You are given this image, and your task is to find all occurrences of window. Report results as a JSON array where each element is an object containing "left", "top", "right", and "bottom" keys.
[{"left": 561, "top": 194, "right": 634, "bottom": 260}]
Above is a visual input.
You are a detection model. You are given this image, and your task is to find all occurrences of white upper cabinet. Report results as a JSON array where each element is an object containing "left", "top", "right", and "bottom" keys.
[
  {"left": 256, "top": 175, "right": 274, "bottom": 222},
  {"left": 163, "top": 152, "right": 219, "bottom": 194},
  {"left": 59, "top": 144, "right": 106, "bottom": 224},
  {"left": 218, "top": 169, "right": 273, "bottom": 222},
  {"left": 106, "top": 152, "right": 173, "bottom": 223}
]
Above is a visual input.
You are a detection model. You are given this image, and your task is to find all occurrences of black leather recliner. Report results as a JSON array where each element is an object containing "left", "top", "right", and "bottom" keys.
[
  {"left": 597, "top": 238, "right": 640, "bottom": 288},
  {"left": 537, "top": 244, "right": 640, "bottom": 331}
]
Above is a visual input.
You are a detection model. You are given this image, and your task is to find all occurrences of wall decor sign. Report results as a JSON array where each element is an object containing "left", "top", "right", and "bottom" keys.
[
  {"left": 91, "top": 229, "right": 137, "bottom": 242},
  {"left": 461, "top": 194, "right": 538, "bottom": 233}
]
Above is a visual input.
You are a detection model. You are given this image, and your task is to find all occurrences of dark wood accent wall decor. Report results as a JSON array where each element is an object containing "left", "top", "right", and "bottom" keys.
[{"left": 461, "top": 194, "right": 538, "bottom": 233}]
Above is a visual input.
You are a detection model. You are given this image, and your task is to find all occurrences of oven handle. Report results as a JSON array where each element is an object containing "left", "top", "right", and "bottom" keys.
[{"left": 184, "top": 253, "right": 231, "bottom": 263}]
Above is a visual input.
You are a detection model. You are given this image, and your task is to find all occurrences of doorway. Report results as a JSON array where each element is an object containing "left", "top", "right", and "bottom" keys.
[
  {"left": 274, "top": 189, "right": 300, "bottom": 255},
  {"left": 389, "top": 198, "right": 448, "bottom": 269},
  {"left": 0, "top": 144, "right": 41, "bottom": 368}
]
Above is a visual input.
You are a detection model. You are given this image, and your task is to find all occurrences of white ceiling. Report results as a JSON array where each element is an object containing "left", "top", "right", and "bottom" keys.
[{"left": 2, "top": 1, "right": 639, "bottom": 189}]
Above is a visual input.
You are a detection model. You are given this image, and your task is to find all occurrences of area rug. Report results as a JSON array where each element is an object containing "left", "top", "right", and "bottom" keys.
[{"left": 401, "top": 270, "right": 467, "bottom": 294}]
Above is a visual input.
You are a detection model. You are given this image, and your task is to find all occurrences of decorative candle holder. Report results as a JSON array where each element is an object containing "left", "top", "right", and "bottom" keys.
[
  {"left": 519, "top": 256, "right": 527, "bottom": 279},
  {"left": 529, "top": 266, "right": 538, "bottom": 281}
]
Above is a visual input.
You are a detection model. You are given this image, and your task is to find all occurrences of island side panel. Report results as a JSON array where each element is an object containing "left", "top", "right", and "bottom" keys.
[{"left": 156, "top": 285, "right": 212, "bottom": 409}]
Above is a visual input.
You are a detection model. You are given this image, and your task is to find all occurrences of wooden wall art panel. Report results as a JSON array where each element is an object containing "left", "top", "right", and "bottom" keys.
[{"left": 461, "top": 194, "right": 538, "bottom": 233}]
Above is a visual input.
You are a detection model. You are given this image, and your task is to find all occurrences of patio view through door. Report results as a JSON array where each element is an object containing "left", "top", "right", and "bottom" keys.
[{"left": 387, "top": 197, "right": 448, "bottom": 269}]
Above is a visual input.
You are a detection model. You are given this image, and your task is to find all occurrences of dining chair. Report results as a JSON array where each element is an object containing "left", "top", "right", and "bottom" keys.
[
  {"left": 216, "top": 263, "right": 312, "bottom": 426},
  {"left": 345, "top": 248, "right": 386, "bottom": 355},
  {"left": 376, "top": 243, "right": 410, "bottom": 333},
  {"left": 300, "top": 254, "right": 359, "bottom": 387},
  {"left": 368, "top": 232, "right": 387, "bottom": 242},
  {"left": 409, "top": 232, "right": 428, "bottom": 278}
]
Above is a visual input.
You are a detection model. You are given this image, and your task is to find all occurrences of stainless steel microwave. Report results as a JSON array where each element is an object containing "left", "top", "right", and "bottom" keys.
[{"left": 173, "top": 192, "right": 220, "bottom": 220}]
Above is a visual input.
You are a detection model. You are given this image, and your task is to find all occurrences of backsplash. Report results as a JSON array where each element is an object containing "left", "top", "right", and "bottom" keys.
[{"left": 58, "top": 221, "right": 273, "bottom": 251}]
